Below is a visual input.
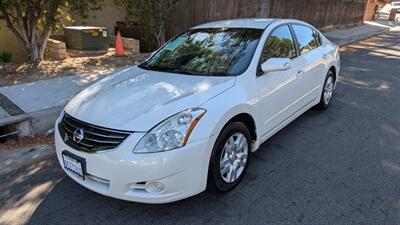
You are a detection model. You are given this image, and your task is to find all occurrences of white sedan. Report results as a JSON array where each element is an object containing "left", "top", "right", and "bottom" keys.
[
  {"left": 391, "top": 1, "right": 400, "bottom": 12},
  {"left": 55, "top": 18, "right": 340, "bottom": 203}
]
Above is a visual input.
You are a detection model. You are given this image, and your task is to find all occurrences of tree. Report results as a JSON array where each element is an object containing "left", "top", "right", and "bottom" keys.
[
  {"left": 115, "top": 0, "right": 178, "bottom": 48},
  {"left": 0, "top": 0, "right": 103, "bottom": 62}
]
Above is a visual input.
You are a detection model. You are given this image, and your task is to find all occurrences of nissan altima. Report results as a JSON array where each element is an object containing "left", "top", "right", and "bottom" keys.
[{"left": 55, "top": 18, "right": 340, "bottom": 203}]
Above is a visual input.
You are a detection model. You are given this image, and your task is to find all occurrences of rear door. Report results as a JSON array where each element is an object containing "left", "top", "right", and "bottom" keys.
[{"left": 290, "top": 24, "right": 327, "bottom": 106}]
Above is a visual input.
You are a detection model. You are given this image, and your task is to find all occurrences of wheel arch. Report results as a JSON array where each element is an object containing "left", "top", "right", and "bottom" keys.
[
  {"left": 328, "top": 66, "right": 337, "bottom": 81},
  {"left": 200, "top": 103, "right": 260, "bottom": 151},
  {"left": 224, "top": 113, "right": 257, "bottom": 142}
]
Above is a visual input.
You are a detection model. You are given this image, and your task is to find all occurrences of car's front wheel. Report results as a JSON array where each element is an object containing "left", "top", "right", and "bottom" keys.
[{"left": 207, "top": 121, "right": 251, "bottom": 192}]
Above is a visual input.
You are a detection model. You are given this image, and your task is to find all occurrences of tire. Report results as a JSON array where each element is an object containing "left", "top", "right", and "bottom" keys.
[
  {"left": 315, "top": 70, "right": 335, "bottom": 110},
  {"left": 207, "top": 121, "right": 251, "bottom": 193}
]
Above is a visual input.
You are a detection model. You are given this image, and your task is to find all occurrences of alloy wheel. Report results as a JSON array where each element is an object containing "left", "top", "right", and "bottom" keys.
[
  {"left": 323, "top": 76, "right": 334, "bottom": 105},
  {"left": 219, "top": 132, "right": 249, "bottom": 183}
]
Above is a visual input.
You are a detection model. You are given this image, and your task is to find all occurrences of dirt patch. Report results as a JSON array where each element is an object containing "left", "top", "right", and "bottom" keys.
[
  {"left": 0, "top": 134, "right": 54, "bottom": 152},
  {"left": 0, "top": 50, "right": 150, "bottom": 86}
]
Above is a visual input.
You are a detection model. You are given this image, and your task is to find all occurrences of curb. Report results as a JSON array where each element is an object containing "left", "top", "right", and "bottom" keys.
[
  {"left": 28, "top": 106, "right": 64, "bottom": 134},
  {"left": 325, "top": 27, "right": 390, "bottom": 46},
  {"left": 0, "top": 106, "right": 63, "bottom": 140},
  {"left": 0, "top": 113, "right": 29, "bottom": 127}
]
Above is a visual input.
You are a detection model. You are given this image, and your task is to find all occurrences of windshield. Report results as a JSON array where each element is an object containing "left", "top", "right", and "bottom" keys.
[{"left": 139, "top": 28, "right": 264, "bottom": 76}]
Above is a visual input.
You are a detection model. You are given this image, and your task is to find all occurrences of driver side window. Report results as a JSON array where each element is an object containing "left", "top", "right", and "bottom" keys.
[{"left": 261, "top": 25, "right": 297, "bottom": 63}]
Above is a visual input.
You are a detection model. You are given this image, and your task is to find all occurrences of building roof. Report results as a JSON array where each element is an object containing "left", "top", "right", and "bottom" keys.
[{"left": 192, "top": 18, "right": 278, "bottom": 29}]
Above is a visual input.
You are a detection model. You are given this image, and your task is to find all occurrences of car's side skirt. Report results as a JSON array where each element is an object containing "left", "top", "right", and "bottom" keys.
[{"left": 257, "top": 97, "right": 319, "bottom": 148}]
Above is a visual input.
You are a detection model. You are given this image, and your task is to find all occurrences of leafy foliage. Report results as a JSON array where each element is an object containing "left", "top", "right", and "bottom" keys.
[
  {"left": 0, "top": 51, "right": 13, "bottom": 63},
  {"left": 115, "top": 0, "right": 178, "bottom": 48},
  {"left": 0, "top": 0, "right": 103, "bottom": 62}
]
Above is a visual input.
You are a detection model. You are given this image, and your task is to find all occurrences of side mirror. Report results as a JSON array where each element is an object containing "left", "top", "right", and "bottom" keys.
[{"left": 261, "top": 58, "right": 292, "bottom": 73}]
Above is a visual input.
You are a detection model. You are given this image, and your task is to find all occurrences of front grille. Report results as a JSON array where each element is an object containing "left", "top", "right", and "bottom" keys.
[{"left": 58, "top": 113, "right": 132, "bottom": 153}]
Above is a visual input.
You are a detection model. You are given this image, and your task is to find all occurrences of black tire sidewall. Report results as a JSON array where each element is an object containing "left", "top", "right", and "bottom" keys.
[
  {"left": 317, "top": 71, "right": 335, "bottom": 109},
  {"left": 207, "top": 121, "right": 251, "bottom": 192}
]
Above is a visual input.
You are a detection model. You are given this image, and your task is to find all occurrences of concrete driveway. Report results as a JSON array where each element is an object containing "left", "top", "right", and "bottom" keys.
[{"left": 1, "top": 30, "right": 400, "bottom": 225}]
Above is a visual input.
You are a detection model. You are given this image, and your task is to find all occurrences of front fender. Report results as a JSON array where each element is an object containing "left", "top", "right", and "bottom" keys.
[{"left": 188, "top": 86, "right": 260, "bottom": 150}]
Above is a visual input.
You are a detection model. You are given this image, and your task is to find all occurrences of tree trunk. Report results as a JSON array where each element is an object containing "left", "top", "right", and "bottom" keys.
[
  {"left": 159, "top": 31, "right": 166, "bottom": 47},
  {"left": 153, "top": 24, "right": 166, "bottom": 48},
  {"left": 389, "top": 8, "right": 397, "bottom": 22},
  {"left": 154, "top": 32, "right": 161, "bottom": 48},
  {"left": 4, "top": 22, "right": 50, "bottom": 63},
  {"left": 29, "top": 47, "right": 41, "bottom": 63},
  {"left": 38, "top": 29, "right": 52, "bottom": 61},
  {"left": 1, "top": 4, "right": 51, "bottom": 63}
]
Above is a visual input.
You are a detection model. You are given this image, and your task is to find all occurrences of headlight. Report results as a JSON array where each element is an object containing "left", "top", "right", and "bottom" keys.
[{"left": 134, "top": 108, "right": 206, "bottom": 153}]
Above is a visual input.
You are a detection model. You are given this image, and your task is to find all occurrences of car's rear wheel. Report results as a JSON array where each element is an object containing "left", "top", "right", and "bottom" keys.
[
  {"left": 315, "top": 70, "right": 335, "bottom": 110},
  {"left": 207, "top": 121, "right": 251, "bottom": 193}
]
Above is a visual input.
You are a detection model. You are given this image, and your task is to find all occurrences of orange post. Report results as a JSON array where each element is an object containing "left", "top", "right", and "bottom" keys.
[{"left": 115, "top": 31, "right": 125, "bottom": 57}]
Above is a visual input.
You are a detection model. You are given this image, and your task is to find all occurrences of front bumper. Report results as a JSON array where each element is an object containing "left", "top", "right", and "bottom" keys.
[{"left": 54, "top": 118, "right": 214, "bottom": 204}]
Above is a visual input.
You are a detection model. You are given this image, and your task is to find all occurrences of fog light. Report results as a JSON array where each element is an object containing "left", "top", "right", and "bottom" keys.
[{"left": 145, "top": 181, "right": 165, "bottom": 194}]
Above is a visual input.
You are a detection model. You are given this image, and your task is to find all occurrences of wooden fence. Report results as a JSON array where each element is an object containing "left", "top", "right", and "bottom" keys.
[{"left": 119, "top": 0, "right": 368, "bottom": 51}]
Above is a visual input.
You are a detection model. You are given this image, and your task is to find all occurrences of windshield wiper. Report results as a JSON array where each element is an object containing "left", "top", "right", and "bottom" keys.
[
  {"left": 172, "top": 69, "right": 198, "bottom": 75},
  {"left": 138, "top": 62, "right": 151, "bottom": 70},
  {"left": 139, "top": 63, "right": 172, "bottom": 73},
  {"left": 140, "top": 64, "right": 203, "bottom": 76}
]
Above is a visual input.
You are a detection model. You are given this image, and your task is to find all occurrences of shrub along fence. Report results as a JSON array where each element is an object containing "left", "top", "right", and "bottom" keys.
[{"left": 119, "top": 0, "right": 368, "bottom": 51}]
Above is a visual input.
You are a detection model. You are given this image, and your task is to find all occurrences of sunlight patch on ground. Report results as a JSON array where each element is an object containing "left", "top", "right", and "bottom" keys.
[
  {"left": 383, "top": 161, "right": 400, "bottom": 172},
  {"left": 0, "top": 181, "right": 55, "bottom": 225}
]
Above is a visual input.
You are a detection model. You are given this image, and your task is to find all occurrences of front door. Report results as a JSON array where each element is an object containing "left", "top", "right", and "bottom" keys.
[{"left": 256, "top": 25, "right": 304, "bottom": 139}]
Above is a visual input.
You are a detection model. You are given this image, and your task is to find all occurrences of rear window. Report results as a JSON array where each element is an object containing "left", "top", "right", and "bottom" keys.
[{"left": 292, "top": 25, "right": 321, "bottom": 55}]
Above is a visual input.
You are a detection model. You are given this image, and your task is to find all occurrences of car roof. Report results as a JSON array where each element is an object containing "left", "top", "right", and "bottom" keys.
[{"left": 192, "top": 18, "right": 279, "bottom": 29}]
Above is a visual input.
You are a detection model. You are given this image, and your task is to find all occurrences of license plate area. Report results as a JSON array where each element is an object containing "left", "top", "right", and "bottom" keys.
[{"left": 62, "top": 150, "right": 86, "bottom": 180}]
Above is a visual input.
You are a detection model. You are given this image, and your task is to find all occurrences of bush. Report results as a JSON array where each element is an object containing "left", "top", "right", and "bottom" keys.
[{"left": 0, "top": 52, "right": 13, "bottom": 63}]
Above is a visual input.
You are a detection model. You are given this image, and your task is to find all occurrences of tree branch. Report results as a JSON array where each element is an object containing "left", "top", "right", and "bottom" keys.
[
  {"left": 14, "top": 2, "right": 30, "bottom": 44},
  {"left": 0, "top": 5, "right": 27, "bottom": 48},
  {"left": 38, "top": 25, "right": 51, "bottom": 48},
  {"left": 38, "top": 27, "right": 51, "bottom": 59}
]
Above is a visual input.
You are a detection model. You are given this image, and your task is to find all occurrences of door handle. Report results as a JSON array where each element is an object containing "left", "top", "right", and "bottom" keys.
[
  {"left": 296, "top": 70, "right": 304, "bottom": 77},
  {"left": 322, "top": 54, "right": 329, "bottom": 60}
]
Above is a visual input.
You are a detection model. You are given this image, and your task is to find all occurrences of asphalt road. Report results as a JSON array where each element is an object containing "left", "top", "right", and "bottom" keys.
[{"left": 1, "top": 31, "right": 400, "bottom": 225}]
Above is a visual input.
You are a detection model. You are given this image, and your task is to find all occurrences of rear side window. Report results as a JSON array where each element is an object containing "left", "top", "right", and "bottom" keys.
[
  {"left": 314, "top": 30, "right": 322, "bottom": 46},
  {"left": 261, "top": 25, "right": 297, "bottom": 62},
  {"left": 292, "top": 25, "right": 320, "bottom": 55}
]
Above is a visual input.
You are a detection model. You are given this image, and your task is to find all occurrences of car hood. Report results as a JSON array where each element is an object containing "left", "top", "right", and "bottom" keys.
[{"left": 65, "top": 66, "right": 235, "bottom": 131}]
